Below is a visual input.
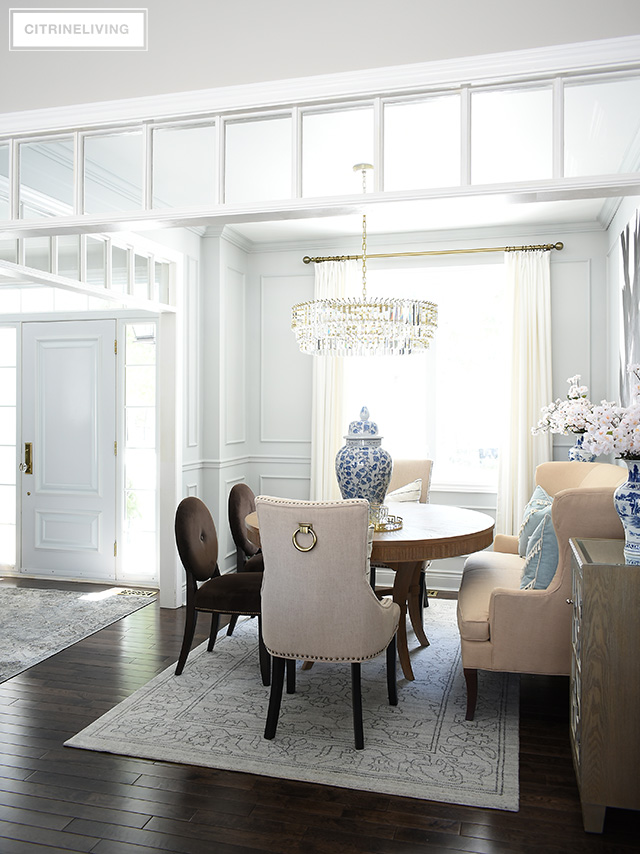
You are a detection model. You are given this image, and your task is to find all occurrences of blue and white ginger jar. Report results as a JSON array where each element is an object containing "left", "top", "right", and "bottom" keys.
[
  {"left": 335, "top": 407, "right": 393, "bottom": 505},
  {"left": 613, "top": 459, "right": 640, "bottom": 565}
]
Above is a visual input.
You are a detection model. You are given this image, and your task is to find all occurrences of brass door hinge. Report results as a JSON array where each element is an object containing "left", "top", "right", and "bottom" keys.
[
  {"left": 114, "top": 441, "right": 117, "bottom": 456},
  {"left": 114, "top": 541, "right": 118, "bottom": 557},
  {"left": 114, "top": 339, "right": 118, "bottom": 355}
]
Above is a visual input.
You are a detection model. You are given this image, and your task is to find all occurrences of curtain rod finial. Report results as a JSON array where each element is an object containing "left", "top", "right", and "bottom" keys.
[
  {"left": 554, "top": 242, "right": 564, "bottom": 251},
  {"left": 303, "top": 256, "right": 312, "bottom": 264}
]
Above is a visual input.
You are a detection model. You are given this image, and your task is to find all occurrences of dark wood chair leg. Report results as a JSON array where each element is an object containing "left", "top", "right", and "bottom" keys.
[
  {"left": 207, "top": 612, "right": 220, "bottom": 652},
  {"left": 175, "top": 607, "right": 198, "bottom": 675},
  {"left": 257, "top": 616, "right": 270, "bottom": 687},
  {"left": 264, "top": 656, "right": 286, "bottom": 740},
  {"left": 419, "top": 567, "right": 429, "bottom": 609},
  {"left": 351, "top": 663, "right": 364, "bottom": 750},
  {"left": 386, "top": 635, "right": 398, "bottom": 706},
  {"left": 369, "top": 563, "right": 376, "bottom": 589},
  {"left": 286, "top": 658, "right": 296, "bottom": 694},
  {"left": 464, "top": 667, "right": 478, "bottom": 721},
  {"left": 226, "top": 614, "right": 239, "bottom": 636}
]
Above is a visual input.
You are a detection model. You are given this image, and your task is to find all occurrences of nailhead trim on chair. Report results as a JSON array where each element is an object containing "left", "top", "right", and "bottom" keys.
[
  {"left": 257, "top": 497, "right": 367, "bottom": 508},
  {"left": 264, "top": 643, "right": 393, "bottom": 662}
]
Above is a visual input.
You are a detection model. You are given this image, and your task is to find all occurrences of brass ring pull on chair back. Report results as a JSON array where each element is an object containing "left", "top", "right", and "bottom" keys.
[{"left": 292, "top": 523, "right": 317, "bottom": 552}]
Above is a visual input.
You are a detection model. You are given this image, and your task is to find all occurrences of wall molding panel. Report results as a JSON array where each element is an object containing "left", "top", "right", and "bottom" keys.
[
  {"left": 223, "top": 265, "right": 246, "bottom": 446},
  {"left": 259, "top": 273, "right": 313, "bottom": 444}
]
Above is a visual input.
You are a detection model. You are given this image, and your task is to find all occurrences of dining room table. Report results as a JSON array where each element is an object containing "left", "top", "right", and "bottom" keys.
[{"left": 245, "top": 501, "right": 495, "bottom": 682}]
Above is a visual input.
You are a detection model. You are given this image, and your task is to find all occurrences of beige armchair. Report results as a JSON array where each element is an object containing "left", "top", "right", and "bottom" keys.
[
  {"left": 256, "top": 496, "right": 400, "bottom": 750},
  {"left": 457, "top": 461, "right": 626, "bottom": 720}
]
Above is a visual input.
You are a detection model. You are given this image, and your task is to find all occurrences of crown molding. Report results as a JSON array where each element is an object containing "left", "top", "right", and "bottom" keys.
[{"left": 2, "top": 36, "right": 640, "bottom": 135}]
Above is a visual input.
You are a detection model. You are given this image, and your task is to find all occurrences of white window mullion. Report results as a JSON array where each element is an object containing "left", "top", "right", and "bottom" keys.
[
  {"left": 9, "top": 138, "right": 18, "bottom": 220},
  {"left": 552, "top": 77, "right": 564, "bottom": 180},
  {"left": 292, "top": 106, "right": 302, "bottom": 199},
  {"left": 79, "top": 234, "right": 87, "bottom": 282},
  {"left": 460, "top": 86, "right": 471, "bottom": 186},
  {"left": 216, "top": 116, "right": 224, "bottom": 205},
  {"left": 127, "top": 245, "right": 134, "bottom": 296},
  {"left": 144, "top": 122, "right": 153, "bottom": 210},
  {"left": 74, "top": 131, "right": 84, "bottom": 215},
  {"left": 105, "top": 236, "right": 113, "bottom": 291},
  {"left": 373, "top": 98, "right": 383, "bottom": 193}
]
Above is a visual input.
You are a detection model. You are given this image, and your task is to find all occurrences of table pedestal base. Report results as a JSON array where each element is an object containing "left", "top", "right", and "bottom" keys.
[{"left": 387, "top": 560, "right": 430, "bottom": 681}]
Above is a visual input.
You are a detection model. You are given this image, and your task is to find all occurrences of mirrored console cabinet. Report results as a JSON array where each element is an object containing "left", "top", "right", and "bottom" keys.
[{"left": 569, "top": 538, "right": 640, "bottom": 833}]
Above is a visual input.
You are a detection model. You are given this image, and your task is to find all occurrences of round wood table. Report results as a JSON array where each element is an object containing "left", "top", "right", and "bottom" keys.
[{"left": 245, "top": 503, "right": 494, "bottom": 681}]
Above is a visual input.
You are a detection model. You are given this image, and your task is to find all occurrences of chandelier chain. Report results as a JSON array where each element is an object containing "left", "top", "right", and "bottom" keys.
[
  {"left": 360, "top": 164, "right": 369, "bottom": 300},
  {"left": 361, "top": 215, "right": 367, "bottom": 300}
]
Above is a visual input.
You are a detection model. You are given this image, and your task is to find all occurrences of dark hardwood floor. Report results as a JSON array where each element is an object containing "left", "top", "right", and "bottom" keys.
[{"left": 0, "top": 583, "right": 638, "bottom": 854}]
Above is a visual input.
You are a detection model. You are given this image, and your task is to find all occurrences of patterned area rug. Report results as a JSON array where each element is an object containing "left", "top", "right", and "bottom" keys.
[
  {"left": 0, "top": 586, "right": 156, "bottom": 683},
  {"left": 66, "top": 599, "right": 519, "bottom": 810}
]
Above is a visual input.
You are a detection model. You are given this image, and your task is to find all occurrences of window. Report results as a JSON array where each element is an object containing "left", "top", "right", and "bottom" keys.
[
  {"left": 471, "top": 87, "right": 552, "bottom": 184},
  {"left": 342, "top": 263, "right": 508, "bottom": 488},
  {"left": 302, "top": 108, "right": 374, "bottom": 197},
  {"left": 122, "top": 322, "right": 157, "bottom": 581},
  {"left": 384, "top": 96, "right": 461, "bottom": 190},
  {"left": 153, "top": 123, "right": 217, "bottom": 208},
  {"left": 0, "top": 327, "right": 16, "bottom": 567},
  {"left": 225, "top": 117, "right": 292, "bottom": 203}
]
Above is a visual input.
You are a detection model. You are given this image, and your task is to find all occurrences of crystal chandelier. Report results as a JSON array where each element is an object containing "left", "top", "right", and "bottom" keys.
[{"left": 291, "top": 165, "right": 438, "bottom": 356}]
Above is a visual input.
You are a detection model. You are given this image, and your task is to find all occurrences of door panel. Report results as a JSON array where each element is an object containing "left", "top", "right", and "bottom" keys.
[{"left": 21, "top": 320, "right": 117, "bottom": 579}]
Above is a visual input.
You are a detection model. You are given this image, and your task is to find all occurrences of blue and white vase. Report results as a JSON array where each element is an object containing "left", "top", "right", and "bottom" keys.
[
  {"left": 613, "top": 460, "right": 640, "bottom": 565},
  {"left": 335, "top": 407, "right": 393, "bottom": 505},
  {"left": 568, "top": 433, "right": 596, "bottom": 462}
]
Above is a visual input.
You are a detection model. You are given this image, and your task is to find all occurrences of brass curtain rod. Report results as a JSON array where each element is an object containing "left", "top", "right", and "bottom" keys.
[{"left": 302, "top": 241, "right": 563, "bottom": 264}]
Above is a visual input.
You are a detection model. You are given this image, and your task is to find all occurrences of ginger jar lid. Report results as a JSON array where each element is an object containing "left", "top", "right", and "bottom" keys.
[{"left": 344, "top": 406, "right": 383, "bottom": 440}]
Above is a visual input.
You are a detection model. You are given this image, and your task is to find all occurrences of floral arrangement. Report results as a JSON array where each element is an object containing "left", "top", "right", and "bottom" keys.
[
  {"left": 532, "top": 375, "right": 593, "bottom": 436},
  {"left": 581, "top": 365, "right": 640, "bottom": 460}
]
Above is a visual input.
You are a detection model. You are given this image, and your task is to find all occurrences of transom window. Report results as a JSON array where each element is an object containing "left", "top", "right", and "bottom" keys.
[{"left": 1, "top": 71, "right": 639, "bottom": 222}]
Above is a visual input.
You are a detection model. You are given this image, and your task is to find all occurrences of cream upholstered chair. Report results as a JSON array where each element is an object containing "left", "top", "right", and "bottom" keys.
[
  {"left": 256, "top": 496, "right": 401, "bottom": 750},
  {"left": 386, "top": 460, "right": 433, "bottom": 505},
  {"left": 457, "top": 461, "right": 626, "bottom": 720},
  {"left": 375, "top": 459, "right": 433, "bottom": 611}
]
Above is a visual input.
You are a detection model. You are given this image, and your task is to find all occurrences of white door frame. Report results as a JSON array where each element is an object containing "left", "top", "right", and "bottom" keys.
[{"left": 20, "top": 319, "right": 117, "bottom": 579}]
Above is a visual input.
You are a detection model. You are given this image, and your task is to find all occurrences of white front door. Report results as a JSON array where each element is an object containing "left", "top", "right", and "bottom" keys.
[{"left": 21, "top": 320, "right": 117, "bottom": 579}]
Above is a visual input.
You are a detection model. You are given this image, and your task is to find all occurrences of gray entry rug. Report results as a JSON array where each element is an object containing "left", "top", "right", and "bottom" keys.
[
  {"left": 66, "top": 598, "right": 519, "bottom": 811},
  {"left": 0, "top": 586, "right": 156, "bottom": 683}
]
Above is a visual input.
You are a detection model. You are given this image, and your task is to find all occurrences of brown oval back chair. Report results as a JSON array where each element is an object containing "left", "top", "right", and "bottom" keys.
[
  {"left": 226, "top": 483, "right": 264, "bottom": 637},
  {"left": 229, "top": 483, "right": 263, "bottom": 572},
  {"left": 174, "top": 496, "right": 269, "bottom": 684}
]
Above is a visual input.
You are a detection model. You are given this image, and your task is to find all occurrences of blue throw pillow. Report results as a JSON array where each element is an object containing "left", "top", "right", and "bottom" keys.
[
  {"left": 520, "top": 514, "right": 559, "bottom": 590},
  {"left": 518, "top": 485, "right": 553, "bottom": 557}
]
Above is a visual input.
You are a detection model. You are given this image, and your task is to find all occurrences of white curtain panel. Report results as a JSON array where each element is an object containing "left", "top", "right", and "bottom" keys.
[
  {"left": 310, "top": 259, "right": 359, "bottom": 500},
  {"left": 620, "top": 210, "right": 640, "bottom": 406},
  {"left": 496, "top": 250, "right": 553, "bottom": 535}
]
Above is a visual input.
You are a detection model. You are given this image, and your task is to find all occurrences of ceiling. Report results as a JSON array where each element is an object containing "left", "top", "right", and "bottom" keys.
[{"left": 228, "top": 194, "right": 612, "bottom": 246}]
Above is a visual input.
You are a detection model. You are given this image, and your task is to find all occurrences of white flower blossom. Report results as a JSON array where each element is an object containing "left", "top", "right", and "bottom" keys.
[{"left": 532, "top": 375, "right": 594, "bottom": 436}]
